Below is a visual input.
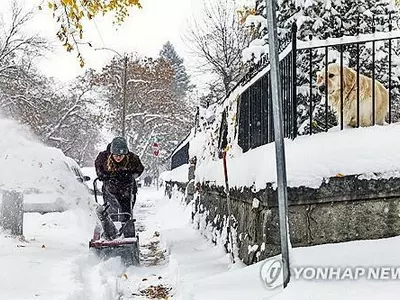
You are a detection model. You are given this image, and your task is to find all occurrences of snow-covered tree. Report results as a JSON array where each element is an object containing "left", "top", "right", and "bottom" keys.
[
  {"left": 40, "top": 70, "right": 103, "bottom": 166},
  {"left": 94, "top": 54, "right": 194, "bottom": 171},
  {"left": 159, "top": 41, "right": 193, "bottom": 100},
  {"left": 199, "top": 81, "right": 226, "bottom": 108},
  {"left": 1, "top": 66, "right": 103, "bottom": 166}
]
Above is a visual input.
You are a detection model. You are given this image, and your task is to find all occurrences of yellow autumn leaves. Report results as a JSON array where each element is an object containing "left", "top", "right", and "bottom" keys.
[{"left": 44, "top": 0, "right": 142, "bottom": 67}]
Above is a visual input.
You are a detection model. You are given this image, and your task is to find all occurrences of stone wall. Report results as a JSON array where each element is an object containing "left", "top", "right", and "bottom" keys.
[
  {"left": 194, "top": 174, "right": 400, "bottom": 265},
  {"left": 165, "top": 181, "right": 187, "bottom": 199}
]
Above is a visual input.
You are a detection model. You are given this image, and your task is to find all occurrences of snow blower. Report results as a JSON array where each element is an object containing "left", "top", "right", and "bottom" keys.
[{"left": 89, "top": 178, "right": 140, "bottom": 266}]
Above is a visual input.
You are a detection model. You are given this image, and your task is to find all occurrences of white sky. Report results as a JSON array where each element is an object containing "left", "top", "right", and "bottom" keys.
[
  {"left": 2, "top": 0, "right": 253, "bottom": 91},
  {"left": 23, "top": 0, "right": 202, "bottom": 82}
]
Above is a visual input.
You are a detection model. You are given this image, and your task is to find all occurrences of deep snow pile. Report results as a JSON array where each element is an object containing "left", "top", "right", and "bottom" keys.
[
  {"left": 0, "top": 209, "right": 95, "bottom": 300},
  {"left": 183, "top": 235, "right": 400, "bottom": 300},
  {"left": 2, "top": 181, "right": 400, "bottom": 299},
  {"left": 159, "top": 163, "right": 189, "bottom": 182},
  {"left": 193, "top": 123, "right": 400, "bottom": 190},
  {"left": 0, "top": 117, "right": 90, "bottom": 206}
]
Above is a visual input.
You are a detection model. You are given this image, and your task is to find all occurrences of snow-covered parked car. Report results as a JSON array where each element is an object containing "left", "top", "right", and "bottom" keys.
[
  {"left": 0, "top": 118, "right": 92, "bottom": 214},
  {"left": 63, "top": 156, "right": 93, "bottom": 194},
  {"left": 81, "top": 167, "right": 103, "bottom": 196}
]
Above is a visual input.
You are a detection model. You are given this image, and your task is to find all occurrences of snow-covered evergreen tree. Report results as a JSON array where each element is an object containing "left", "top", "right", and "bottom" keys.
[{"left": 159, "top": 41, "right": 192, "bottom": 100}]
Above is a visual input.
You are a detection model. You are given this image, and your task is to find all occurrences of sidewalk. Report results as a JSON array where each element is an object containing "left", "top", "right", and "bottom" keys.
[{"left": 120, "top": 187, "right": 231, "bottom": 299}]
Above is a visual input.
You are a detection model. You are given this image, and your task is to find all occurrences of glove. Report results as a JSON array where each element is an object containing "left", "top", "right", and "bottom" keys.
[{"left": 98, "top": 174, "right": 110, "bottom": 181}]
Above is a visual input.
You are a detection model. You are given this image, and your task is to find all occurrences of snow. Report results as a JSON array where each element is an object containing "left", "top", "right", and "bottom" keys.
[
  {"left": 242, "top": 43, "right": 293, "bottom": 90},
  {"left": 0, "top": 208, "right": 95, "bottom": 300},
  {"left": 244, "top": 15, "right": 267, "bottom": 29},
  {"left": 297, "top": 29, "right": 400, "bottom": 50},
  {"left": 0, "top": 184, "right": 233, "bottom": 299},
  {"left": 195, "top": 123, "right": 400, "bottom": 190},
  {"left": 242, "top": 40, "right": 269, "bottom": 63},
  {"left": 188, "top": 131, "right": 207, "bottom": 159},
  {"left": 2, "top": 172, "right": 400, "bottom": 299},
  {"left": 159, "top": 163, "right": 189, "bottom": 182},
  {"left": 0, "top": 117, "right": 92, "bottom": 212},
  {"left": 252, "top": 198, "right": 260, "bottom": 209},
  {"left": 182, "top": 233, "right": 400, "bottom": 299}
]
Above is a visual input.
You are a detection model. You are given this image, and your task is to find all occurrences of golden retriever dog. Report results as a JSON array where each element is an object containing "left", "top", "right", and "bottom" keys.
[{"left": 316, "top": 63, "right": 389, "bottom": 127}]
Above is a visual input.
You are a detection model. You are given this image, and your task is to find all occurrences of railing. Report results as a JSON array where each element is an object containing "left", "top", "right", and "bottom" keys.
[
  {"left": 236, "top": 15, "right": 400, "bottom": 153},
  {"left": 238, "top": 47, "right": 296, "bottom": 152}
]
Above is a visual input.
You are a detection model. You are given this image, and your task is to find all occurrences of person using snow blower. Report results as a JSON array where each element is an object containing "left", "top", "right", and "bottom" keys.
[{"left": 95, "top": 137, "right": 144, "bottom": 223}]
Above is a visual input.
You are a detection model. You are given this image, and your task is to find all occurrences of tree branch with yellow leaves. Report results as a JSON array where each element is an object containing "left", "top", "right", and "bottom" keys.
[{"left": 40, "top": 0, "right": 142, "bottom": 67}]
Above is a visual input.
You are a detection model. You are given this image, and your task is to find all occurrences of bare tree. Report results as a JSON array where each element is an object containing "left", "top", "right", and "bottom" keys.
[
  {"left": 0, "top": 1, "right": 49, "bottom": 77},
  {"left": 184, "top": 0, "right": 250, "bottom": 96},
  {"left": 0, "top": 1, "right": 51, "bottom": 129},
  {"left": 0, "top": 2, "right": 102, "bottom": 166}
]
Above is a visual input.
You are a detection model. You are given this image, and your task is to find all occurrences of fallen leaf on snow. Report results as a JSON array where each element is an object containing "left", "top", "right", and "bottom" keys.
[{"left": 139, "top": 285, "right": 172, "bottom": 299}]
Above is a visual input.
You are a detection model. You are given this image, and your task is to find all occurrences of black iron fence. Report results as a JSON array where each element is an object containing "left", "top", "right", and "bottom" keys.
[
  {"left": 238, "top": 49, "right": 296, "bottom": 152},
  {"left": 236, "top": 16, "right": 400, "bottom": 153}
]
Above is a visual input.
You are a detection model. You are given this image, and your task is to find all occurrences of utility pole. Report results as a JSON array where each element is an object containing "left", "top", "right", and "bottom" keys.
[
  {"left": 194, "top": 106, "right": 200, "bottom": 137},
  {"left": 122, "top": 55, "right": 128, "bottom": 138},
  {"left": 266, "top": 0, "right": 291, "bottom": 288},
  {"left": 95, "top": 48, "right": 129, "bottom": 138}
]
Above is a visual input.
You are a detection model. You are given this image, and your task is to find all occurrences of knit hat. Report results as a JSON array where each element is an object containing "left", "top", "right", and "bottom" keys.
[{"left": 110, "top": 137, "right": 129, "bottom": 155}]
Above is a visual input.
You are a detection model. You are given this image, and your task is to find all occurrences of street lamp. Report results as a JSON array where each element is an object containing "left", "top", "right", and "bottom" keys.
[{"left": 95, "top": 47, "right": 128, "bottom": 138}]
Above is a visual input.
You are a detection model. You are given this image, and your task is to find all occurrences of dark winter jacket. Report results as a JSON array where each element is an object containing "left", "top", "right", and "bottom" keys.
[{"left": 95, "top": 144, "right": 144, "bottom": 193}]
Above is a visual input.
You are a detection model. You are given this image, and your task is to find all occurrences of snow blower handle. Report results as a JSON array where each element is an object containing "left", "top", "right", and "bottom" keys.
[
  {"left": 93, "top": 175, "right": 119, "bottom": 203},
  {"left": 93, "top": 177, "right": 100, "bottom": 203}
]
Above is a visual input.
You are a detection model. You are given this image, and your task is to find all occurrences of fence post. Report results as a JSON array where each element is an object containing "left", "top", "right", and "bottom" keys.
[
  {"left": 291, "top": 22, "right": 298, "bottom": 139},
  {"left": 1, "top": 190, "right": 24, "bottom": 236}
]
